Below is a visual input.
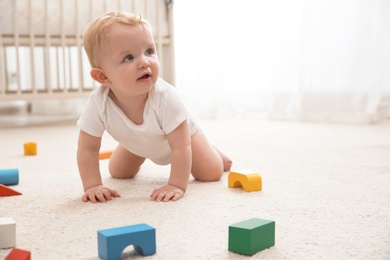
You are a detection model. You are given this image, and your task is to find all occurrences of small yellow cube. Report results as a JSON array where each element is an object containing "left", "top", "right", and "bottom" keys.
[{"left": 24, "top": 142, "right": 37, "bottom": 156}]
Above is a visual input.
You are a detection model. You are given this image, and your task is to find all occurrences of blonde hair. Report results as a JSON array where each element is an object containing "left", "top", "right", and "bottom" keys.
[{"left": 83, "top": 11, "right": 150, "bottom": 67}]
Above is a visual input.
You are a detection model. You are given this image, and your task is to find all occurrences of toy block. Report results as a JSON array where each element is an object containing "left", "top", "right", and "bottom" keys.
[
  {"left": 24, "top": 142, "right": 37, "bottom": 156},
  {"left": 228, "top": 170, "right": 262, "bottom": 192},
  {"left": 229, "top": 218, "right": 275, "bottom": 256},
  {"left": 99, "top": 150, "right": 113, "bottom": 160},
  {"left": 0, "top": 218, "right": 16, "bottom": 249},
  {"left": 98, "top": 223, "right": 156, "bottom": 260},
  {"left": 5, "top": 248, "right": 31, "bottom": 260},
  {"left": 0, "top": 184, "right": 22, "bottom": 196},
  {"left": 0, "top": 168, "right": 19, "bottom": 185}
]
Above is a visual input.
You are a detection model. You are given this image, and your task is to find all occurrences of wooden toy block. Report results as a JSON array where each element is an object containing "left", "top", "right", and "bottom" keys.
[
  {"left": 24, "top": 142, "right": 37, "bottom": 156},
  {"left": 228, "top": 170, "right": 262, "bottom": 192},
  {"left": 98, "top": 223, "right": 156, "bottom": 260},
  {"left": 0, "top": 218, "right": 16, "bottom": 249},
  {"left": 0, "top": 168, "right": 19, "bottom": 185},
  {"left": 99, "top": 150, "right": 113, "bottom": 160},
  {"left": 229, "top": 218, "right": 275, "bottom": 256},
  {"left": 5, "top": 248, "right": 31, "bottom": 260},
  {"left": 0, "top": 184, "right": 22, "bottom": 196}
]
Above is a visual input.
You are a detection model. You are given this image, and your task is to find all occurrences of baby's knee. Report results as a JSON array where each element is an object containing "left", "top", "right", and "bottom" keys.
[
  {"left": 196, "top": 174, "right": 222, "bottom": 182},
  {"left": 110, "top": 172, "right": 136, "bottom": 179},
  {"left": 109, "top": 164, "right": 139, "bottom": 179},
  {"left": 194, "top": 167, "right": 223, "bottom": 182}
]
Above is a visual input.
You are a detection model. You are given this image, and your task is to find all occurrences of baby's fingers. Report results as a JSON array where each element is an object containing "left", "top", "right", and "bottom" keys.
[
  {"left": 82, "top": 193, "right": 90, "bottom": 203},
  {"left": 171, "top": 192, "right": 183, "bottom": 201},
  {"left": 161, "top": 191, "right": 184, "bottom": 202},
  {"left": 109, "top": 189, "right": 121, "bottom": 198},
  {"left": 82, "top": 191, "right": 99, "bottom": 203},
  {"left": 82, "top": 187, "right": 121, "bottom": 203},
  {"left": 150, "top": 190, "right": 182, "bottom": 202},
  {"left": 149, "top": 189, "right": 161, "bottom": 201},
  {"left": 96, "top": 188, "right": 120, "bottom": 202},
  {"left": 96, "top": 190, "right": 109, "bottom": 202},
  {"left": 161, "top": 191, "right": 175, "bottom": 202}
]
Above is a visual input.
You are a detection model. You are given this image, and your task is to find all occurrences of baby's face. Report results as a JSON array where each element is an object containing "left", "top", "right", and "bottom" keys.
[{"left": 98, "top": 23, "right": 160, "bottom": 96}]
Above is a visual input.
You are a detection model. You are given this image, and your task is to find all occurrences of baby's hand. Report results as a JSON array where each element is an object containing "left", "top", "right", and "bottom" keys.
[
  {"left": 150, "top": 184, "right": 184, "bottom": 202},
  {"left": 82, "top": 185, "right": 121, "bottom": 203}
]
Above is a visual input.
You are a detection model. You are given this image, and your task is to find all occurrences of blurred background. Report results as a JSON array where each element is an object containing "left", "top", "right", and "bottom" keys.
[
  {"left": 0, "top": 0, "right": 389, "bottom": 126},
  {"left": 174, "top": 0, "right": 390, "bottom": 123}
]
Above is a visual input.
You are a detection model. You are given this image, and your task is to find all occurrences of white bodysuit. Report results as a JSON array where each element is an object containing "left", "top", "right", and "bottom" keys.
[{"left": 77, "top": 78, "right": 200, "bottom": 165}]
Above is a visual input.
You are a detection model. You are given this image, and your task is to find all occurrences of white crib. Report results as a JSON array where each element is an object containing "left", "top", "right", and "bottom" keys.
[{"left": 0, "top": 0, "right": 175, "bottom": 102}]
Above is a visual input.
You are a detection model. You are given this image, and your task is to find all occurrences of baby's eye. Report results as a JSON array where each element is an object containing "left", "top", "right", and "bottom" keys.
[
  {"left": 123, "top": 54, "right": 134, "bottom": 62},
  {"left": 145, "top": 49, "right": 154, "bottom": 55}
]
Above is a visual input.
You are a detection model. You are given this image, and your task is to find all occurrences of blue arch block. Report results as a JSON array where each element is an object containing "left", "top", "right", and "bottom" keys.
[{"left": 98, "top": 223, "right": 156, "bottom": 260}]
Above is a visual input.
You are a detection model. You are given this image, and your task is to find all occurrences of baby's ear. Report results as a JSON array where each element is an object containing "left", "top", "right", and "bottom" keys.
[{"left": 90, "top": 68, "right": 111, "bottom": 85}]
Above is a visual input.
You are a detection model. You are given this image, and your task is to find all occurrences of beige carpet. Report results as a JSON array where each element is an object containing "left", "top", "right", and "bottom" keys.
[{"left": 0, "top": 118, "right": 389, "bottom": 259}]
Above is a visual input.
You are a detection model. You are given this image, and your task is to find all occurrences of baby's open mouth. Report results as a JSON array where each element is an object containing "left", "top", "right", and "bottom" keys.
[{"left": 138, "top": 74, "right": 151, "bottom": 80}]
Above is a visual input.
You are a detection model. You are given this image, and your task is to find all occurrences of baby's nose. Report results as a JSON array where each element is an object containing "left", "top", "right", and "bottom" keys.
[{"left": 139, "top": 56, "right": 150, "bottom": 68}]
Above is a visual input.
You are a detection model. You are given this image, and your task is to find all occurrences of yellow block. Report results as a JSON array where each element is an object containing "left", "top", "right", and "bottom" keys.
[
  {"left": 24, "top": 142, "right": 37, "bottom": 156},
  {"left": 228, "top": 170, "right": 262, "bottom": 192}
]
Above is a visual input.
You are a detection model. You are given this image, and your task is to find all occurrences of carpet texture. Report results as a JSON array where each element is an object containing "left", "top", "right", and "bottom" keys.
[{"left": 0, "top": 118, "right": 389, "bottom": 259}]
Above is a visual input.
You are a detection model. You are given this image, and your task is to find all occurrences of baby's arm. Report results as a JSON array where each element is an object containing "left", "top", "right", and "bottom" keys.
[
  {"left": 150, "top": 121, "right": 191, "bottom": 202},
  {"left": 77, "top": 130, "right": 120, "bottom": 203}
]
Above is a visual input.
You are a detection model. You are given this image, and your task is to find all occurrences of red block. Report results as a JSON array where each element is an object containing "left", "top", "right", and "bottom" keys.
[
  {"left": 0, "top": 184, "right": 22, "bottom": 196},
  {"left": 5, "top": 248, "right": 31, "bottom": 260}
]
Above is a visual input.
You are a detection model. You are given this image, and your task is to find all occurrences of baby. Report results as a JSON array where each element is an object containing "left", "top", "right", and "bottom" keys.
[{"left": 77, "top": 11, "right": 232, "bottom": 203}]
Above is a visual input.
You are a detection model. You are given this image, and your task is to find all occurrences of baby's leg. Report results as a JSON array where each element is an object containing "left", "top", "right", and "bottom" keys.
[
  {"left": 191, "top": 131, "right": 232, "bottom": 181},
  {"left": 108, "top": 144, "right": 145, "bottom": 179}
]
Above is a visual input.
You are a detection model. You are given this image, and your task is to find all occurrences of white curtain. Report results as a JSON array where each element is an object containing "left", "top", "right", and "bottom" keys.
[{"left": 173, "top": 0, "right": 390, "bottom": 123}]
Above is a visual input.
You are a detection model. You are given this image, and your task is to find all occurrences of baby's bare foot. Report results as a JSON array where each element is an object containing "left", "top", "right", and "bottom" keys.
[
  {"left": 222, "top": 155, "right": 233, "bottom": 172},
  {"left": 215, "top": 148, "right": 232, "bottom": 172}
]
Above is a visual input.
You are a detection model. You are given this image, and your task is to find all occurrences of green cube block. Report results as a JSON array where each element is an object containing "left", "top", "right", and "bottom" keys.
[{"left": 228, "top": 218, "right": 275, "bottom": 255}]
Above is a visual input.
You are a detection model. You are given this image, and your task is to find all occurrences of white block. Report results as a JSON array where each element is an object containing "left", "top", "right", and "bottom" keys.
[{"left": 0, "top": 217, "right": 16, "bottom": 248}]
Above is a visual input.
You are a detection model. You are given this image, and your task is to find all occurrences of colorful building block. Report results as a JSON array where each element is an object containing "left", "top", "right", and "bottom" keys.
[
  {"left": 24, "top": 142, "right": 37, "bottom": 156},
  {"left": 0, "top": 184, "right": 22, "bottom": 196},
  {"left": 229, "top": 218, "right": 275, "bottom": 256},
  {"left": 99, "top": 150, "right": 113, "bottom": 160},
  {"left": 228, "top": 170, "right": 262, "bottom": 192},
  {"left": 0, "top": 168, "right": 19, "bottom": 185},
  {"left": 5, "top": 248, "right": 31, "bottom": 260},
  {"left": 0, "top": 218, "right": 16, "bottom": 249},
  {"left": 98, "top": 223, "right": 156, "bottom": 260}
]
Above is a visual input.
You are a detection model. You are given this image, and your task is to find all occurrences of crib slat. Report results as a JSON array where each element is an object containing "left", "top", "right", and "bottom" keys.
[
  {"left": 44, "top": 0, "right": 51, "bottom": 94},
  {"left": 29, "top": 0, "right": 36, "bottom": 95},
  {"left": 75, "top": 0, "right": 83, "bottom": 93},
  {"left": 14, "top": 0, "right": 22, "bottom": 94},
  {"left": 0, "top": 26, "right": 5, "bottom": 95}
]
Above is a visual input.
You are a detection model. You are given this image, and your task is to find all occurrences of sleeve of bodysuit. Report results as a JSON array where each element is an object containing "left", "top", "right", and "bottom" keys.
[
  {"left": 76, "top": 89, "right": 106, "bottom": 138},
  {"left": 157, "top": 81, "right": 192, "bottom": 135}
]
